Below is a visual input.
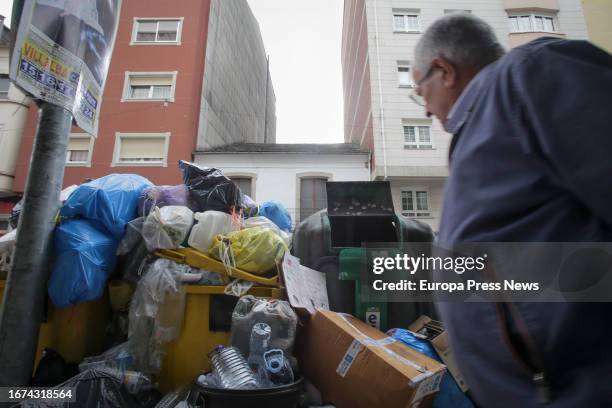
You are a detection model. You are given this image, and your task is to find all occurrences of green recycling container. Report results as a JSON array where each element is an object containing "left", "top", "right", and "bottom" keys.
[{"left": 292, "top": 181, "right": 436, "bottom": 331}]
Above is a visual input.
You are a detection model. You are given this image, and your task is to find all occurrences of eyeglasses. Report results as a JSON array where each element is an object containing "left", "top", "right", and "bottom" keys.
[{"left": 409, "top": 65, "right": 437, "bottom": 107}]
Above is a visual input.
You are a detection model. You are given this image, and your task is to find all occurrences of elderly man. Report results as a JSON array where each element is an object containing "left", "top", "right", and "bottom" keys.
[{"left": 412, "top": 14, "right": 612, "bottom": 408}]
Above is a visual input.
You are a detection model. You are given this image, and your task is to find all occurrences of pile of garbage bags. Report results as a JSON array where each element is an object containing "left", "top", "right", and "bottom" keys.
[{"left": 48, "top": 161, "right": 294, "bottom": 309}]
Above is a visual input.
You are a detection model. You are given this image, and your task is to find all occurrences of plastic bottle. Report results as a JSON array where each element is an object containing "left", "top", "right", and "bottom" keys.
[
  {"left": 210, "top": 346, "right": 258, "bottom": 389},
  {"left": 247, "top": 323, "right": 272, "bottom": 387},
  {"left": 263, "top": 349, "right": 294, "bottom": 386}
]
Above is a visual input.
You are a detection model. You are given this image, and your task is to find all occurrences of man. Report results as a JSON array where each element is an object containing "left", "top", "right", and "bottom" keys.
[{"left": 412, "top": 14, "right": 612, "bottom": 407}]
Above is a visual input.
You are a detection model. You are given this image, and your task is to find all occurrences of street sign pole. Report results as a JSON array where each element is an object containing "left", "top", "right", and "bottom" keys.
[{"left": 0, "top": 103, "right": 72, "bottom": 386}]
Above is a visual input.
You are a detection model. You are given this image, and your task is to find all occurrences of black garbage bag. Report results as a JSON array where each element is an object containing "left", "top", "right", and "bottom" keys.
[
  {"left": 20, "top": 368, "right": 161, "bottom": 408},
  {"left": 30, "top": 348, "right": 78, "bottom": 387},
  {"left": 178, "top": 160, "right": 242, "bottom": 214}
]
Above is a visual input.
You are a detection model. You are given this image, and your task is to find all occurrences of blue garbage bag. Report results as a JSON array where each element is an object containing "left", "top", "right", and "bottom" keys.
[
  {"left": 60, "top": 174, "right": 152, "bottom": 239},
  {"left": 259, "top": 201, "right": 292, "bottom": 232},
  {"left": 49, "top": 219, "right": 119, "bottom": 308},
  {"left": 388, "top": 328, "right": 474, "bottom": 408}
]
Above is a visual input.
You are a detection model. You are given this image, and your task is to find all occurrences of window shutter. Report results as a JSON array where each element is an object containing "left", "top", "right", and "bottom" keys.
[{"left": 120, "top": 137, "right": 165, "bottom": 160}]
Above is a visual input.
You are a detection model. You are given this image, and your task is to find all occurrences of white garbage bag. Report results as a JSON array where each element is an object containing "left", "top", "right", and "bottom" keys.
[
  {"left": 188, "top": 210, "right": 240, "bottom": 253},
  {"left": 243, "top": 216, "right": 292, "bottom": 246},
  {"left": 142, "top": 206, "right": 194, "bottom": 251}
]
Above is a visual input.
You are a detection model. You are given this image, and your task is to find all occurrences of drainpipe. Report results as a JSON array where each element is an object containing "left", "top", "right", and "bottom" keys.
[
  {"left": 373, "top": 0, "right": 388, "bottom": 180},
  {"left": 264, "top": 55, "right": 269, "bottom": 144}
]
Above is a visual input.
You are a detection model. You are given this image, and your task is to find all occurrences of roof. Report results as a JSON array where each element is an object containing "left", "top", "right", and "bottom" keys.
[{"left": 199, "top": 143, "right": 370, "bottom": 155}]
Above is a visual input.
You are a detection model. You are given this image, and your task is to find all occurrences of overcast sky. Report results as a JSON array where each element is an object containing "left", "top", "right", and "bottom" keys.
[
  {"left": 246, "top": 0, "right": 345, "bottom": 144},
  {"left": 0, "top": 0, "right": 345, "bottom": 144}
]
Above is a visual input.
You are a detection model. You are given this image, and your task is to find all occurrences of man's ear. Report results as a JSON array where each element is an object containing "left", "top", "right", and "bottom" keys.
[{"left": 432, "top": 57, "right": 457, "bottom": 88}]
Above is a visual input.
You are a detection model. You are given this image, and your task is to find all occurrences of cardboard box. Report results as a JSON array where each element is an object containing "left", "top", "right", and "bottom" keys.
[
  {"left": 408, "top": 315, "right": 469, "bottom": 393},
  {"left": 298, "top": 310, "right": 446, "bottom": 408}
]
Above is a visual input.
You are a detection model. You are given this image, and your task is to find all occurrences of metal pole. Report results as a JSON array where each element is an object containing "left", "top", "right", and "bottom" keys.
[{"left": 0, "top": 103, "right": 72, "bottom": 386}]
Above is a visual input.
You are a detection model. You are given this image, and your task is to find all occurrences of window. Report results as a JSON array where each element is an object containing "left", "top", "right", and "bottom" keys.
[
  {"left": 113, "top": 133, "right": 170, "bottom": 167},
  {"left": 300, "top": 177, "right": 328, "bottom": 222},
  {"left": 0, "top": 74, "right": 9, "bottom": 99},
  {"left": 66, "top": 135, "right": 94, "bottom": 166},
  {"left": 393, "top": 10, "right": 420, "bottom": 32},
  {"left": 132, "top": 18, "right": 183, "bottom": 44},
  {"left": 509, "top": 14, "right": 556, "bottom": 33},
  {"left": 123, "top": 72, "right": 177, "bottom": 102},
  {"left": 401, "top": 190, "right": 430, "bottom": 217},
  {"left": 231, "top": 177, "right": 252, "bottom": 197},
  {"left": 397, "top": 61, "right": 414, "bottom": 87},
  {"left": 403, "top": 125, "right": 432, "bottom": 149}
]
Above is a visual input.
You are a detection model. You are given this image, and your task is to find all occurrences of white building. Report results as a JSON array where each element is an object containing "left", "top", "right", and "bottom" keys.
[
  {"left": 194, "top": 143, "right": 371, "bottom": 225},
  {"left": 341, "top": 0, "right": 589, "bottom": 231},
  {"left": 0, "top": 19, "right": 31, "bottom": 233}
]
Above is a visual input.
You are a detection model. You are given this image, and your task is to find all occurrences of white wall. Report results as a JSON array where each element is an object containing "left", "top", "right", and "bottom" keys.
[{"left": 194, "top": 152, "right": 371, "bottom": 224}]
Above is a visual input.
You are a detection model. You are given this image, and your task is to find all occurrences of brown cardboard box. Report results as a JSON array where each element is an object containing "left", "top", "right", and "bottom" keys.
[
  {"left": 298, "top": 310, "right": 446, "bottom": 408},
  {"left": 408, "top": 315, "right": 469, "bottom": 393}
]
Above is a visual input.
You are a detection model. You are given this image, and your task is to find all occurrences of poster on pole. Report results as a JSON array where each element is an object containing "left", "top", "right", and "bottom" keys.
[{"left": 9, "top": 0, "right": 122, "bottom": 137}]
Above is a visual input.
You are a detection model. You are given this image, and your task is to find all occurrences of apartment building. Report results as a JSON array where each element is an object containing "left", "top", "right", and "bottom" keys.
[
  {"left": 10, "top": 0, "right": 275, "bottom": 195},
  {"left": 0, "top": 18, "right": 31, "bottom": 234},
  {"left": 342, "top": 0, "right": 589, "bottom": 231}
]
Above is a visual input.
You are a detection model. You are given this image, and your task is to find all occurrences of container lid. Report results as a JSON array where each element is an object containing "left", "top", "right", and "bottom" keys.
[{"left": 326, "top": 181, "right": 395, "bottom": 216}]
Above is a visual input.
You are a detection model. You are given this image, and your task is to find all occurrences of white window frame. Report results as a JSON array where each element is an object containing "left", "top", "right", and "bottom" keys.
[
  {"left": 397, "top": 61, "right": 414, "bottom": 88},
  {"left": 66, "top": 133, "right": 95, "bottom": 167},
  {"left": 508, "top": 13, "right": 557, "bottom": 33},
  {"left": 392, "top": 10, "right": 421, "bottom": 33},
  {"left": 131, "top": 17, "right": 184, "bottom": 45},
  {"left": 122, "top": 71, "right": 178, "bottom": 102},
  {"left": 400, "top": 188, "right": 431, "bottom": 218},
  {"left": 403, "top": 123, "right": 434, "bottom": 149},
  {"left": 112, "top": 132, "right": 170, "bottom": 167}
]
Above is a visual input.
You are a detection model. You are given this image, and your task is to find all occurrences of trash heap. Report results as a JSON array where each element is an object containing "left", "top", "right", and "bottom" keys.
[{"left": 11, "top": 164, "right": 474, "bottom": 408}]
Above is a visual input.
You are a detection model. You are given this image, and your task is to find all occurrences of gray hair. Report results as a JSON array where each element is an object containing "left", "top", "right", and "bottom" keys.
[{"left": 414, "top": 13, "right": 505, "bottom": 72}]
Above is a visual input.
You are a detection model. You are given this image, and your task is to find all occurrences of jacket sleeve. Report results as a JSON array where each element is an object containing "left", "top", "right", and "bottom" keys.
[{"left": 514, "top": 39, "right": 612, "bottom": 227}]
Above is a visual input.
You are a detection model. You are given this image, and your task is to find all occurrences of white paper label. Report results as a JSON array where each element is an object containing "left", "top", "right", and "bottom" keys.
[
  {"left": 412, "top": 370, "right": 445, "bottom": 402},
  {"left": 336, "top": 340, "right": 364, "bottom": 378}
]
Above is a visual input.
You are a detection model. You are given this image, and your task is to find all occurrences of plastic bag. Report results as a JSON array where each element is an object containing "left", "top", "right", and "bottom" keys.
[
  {"left": 49, "top": 220, "right": 119, "bottom": 308},
  {"left": 243, "top": 216, "right": 292, "bottom": 246},
  {"left": 179, "top": 160, "right": 242, "bottom": 214},
  {"left": 20, "top": 368, "right": 161, "bottom": 408},
  {"left": 117, "top": 217, "right": 145, "bottom": 256},
  {"left": 116, "top": 217, "right": 153, "bottom": 284},
  {"left": 230, "top": 295, "right": 298, "bottom": 358},
  {"left": 129, "top": 258, "right": 187, "bottom": 374},
  {"left": 209, "top": 227, "right": 288, "bottom": 275},
  {"left": 60, "top": 174, "right": 153, "bottom": 240},
  {"left": 188, "top": 211, "right": 240, "bottom": 253},
  {"left": 142, "top": 206, "right": 194, "bottom": 251},
  {"left": 79, "top": 342, "right": 135, "bottom": 373},
  {"left": 138, "top": 184, "right": 193, "bottom": 217},
  {"left": 388, "top": 328, "right": 474, "bottom": 408},
  {"left": 258, "top": 201, "right": 292, "bottom": 232},
  {"left": 241, "top": 193, "right": 258, "bottom": 218}
]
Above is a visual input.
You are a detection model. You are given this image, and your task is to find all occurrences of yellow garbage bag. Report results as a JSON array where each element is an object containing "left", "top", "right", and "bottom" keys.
[{"left": 209, "top": 227, "right": 288, "bottom": 275}]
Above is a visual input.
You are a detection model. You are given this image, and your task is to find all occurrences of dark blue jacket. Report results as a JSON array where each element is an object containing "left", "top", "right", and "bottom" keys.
[{"left": 437, "top": 38, "right": 612, "bottom": 408}]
